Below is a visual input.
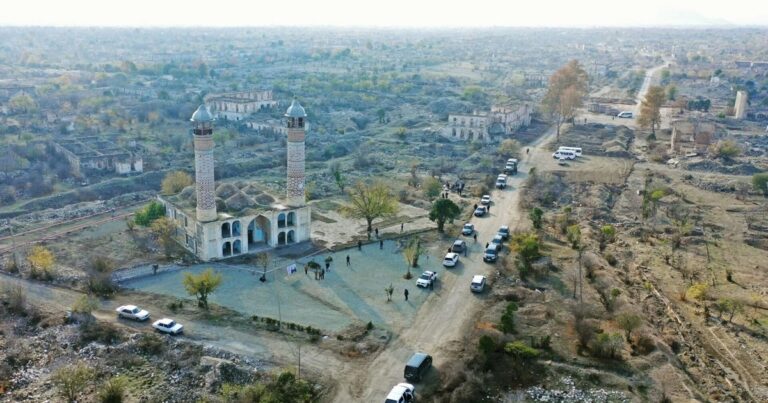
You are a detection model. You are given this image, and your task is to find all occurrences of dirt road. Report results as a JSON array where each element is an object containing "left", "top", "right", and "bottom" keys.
[{"left": 335, "top": 127, "right": 558, "bottom": 402}]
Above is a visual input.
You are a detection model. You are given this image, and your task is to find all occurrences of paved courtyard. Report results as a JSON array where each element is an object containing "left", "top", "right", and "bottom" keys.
[{"left": 123, "top": 239, "right": 463, "bottom": 332}]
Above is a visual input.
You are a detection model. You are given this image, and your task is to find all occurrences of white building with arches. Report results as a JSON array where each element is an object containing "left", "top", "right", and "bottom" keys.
[{"left": 157, "top": 101, "right": 311, "bottom": 262}]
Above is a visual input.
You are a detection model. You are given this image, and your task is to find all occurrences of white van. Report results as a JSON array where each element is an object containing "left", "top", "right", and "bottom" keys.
[
  {"left": 558, "top": 147, "right": 583, "bottom": 157},
  {"left": 617, "top": 111, "right": 633, "bottom": 118},
  {"left": 552, "top": 150, "right": 576, "bottom": 160}
]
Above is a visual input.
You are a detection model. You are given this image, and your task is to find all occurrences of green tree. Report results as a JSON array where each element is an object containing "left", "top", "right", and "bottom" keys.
[
  {"left": 509, "top": 232, "right": 541, "bottom": 269},
  {"left": 27, "top": 245, "right": 55, "bottom": 280},
  {"left": 478, "top": 335, "right": 496, "bottom": 356},
  {"left": 599, "top": 224, "right": 616, "bottom": 250},
  {"left": 340, "top": 181, "right": 399, "bottom": 233},
  {"left": 328, "top": 161, "right": 346, "bottom": 194},
  {"left": 134, "top": 201, "right": 166, "bottom": 226},
  {"left": 423, "top": 177, "right": 442, "bottom": 200},
  {"left": 151, "top": 217, "right": 176, "bottom": 258},
  {"left": 542, "top": 60, "right": 589, "bottom": 139},
  {"left": 53, "top": 363, "right": 94, "bottom": 402},
  {"left": 713, "top": 140, "right": 740, "bottom": 160},
  {"left": 666, "top": 85, "right": 677, "bottom": 101},
  {"left": 752, "top": 173, "right": 768, "bottom": 196},
  {"left": 637, "top": 85, "right": 666, "bottom": 136},
  {"left": 183, "top": 268, "right": 223, "bottom": 309},
  {"left": 615, "top": 312, "right": 643, "bottom": 341},
  {"left": 499, "top": 302, "right": 518, "bottom": 334},
  {"left": 9, "top": 93, "right": 37, "bottom": 113},
  {"left": 161, "top": 171, "right": 192, "bottom": 195},
  {"left": 428, "top": 198, "right": 461, "bottom": 232},
  {"left": 566, "top": 224, "right": 581, "bottom": 249},
  {"left": 504, "top": 341, "right": 540, "bottom": 360},
  {"left": 497, "top": 139, "right": 521, "bottom": 159},
  {"left": 529, "top": 207, "right": 544, "bottom": 230}
]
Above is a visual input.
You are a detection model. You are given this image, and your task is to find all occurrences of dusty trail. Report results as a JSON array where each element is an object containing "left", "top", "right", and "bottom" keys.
[{"left": 335, "top": 126, "right": 558, "bottom": 402}]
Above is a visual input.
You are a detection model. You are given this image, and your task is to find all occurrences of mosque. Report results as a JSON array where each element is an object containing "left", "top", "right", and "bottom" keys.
[{"left": 157, "top": 100, "right": 312, "bottom": 261}]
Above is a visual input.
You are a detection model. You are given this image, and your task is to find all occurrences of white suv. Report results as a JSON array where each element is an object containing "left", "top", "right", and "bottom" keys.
[
  {"left": 470, "top": 275, "right": 487, "bottom": 293},
  {"left": 385, "top": 383, "right": 415, "bottom": 403}
]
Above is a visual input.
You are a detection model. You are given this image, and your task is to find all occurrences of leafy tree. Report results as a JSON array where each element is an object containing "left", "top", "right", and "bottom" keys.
[
  {"left": 183, "top": 268, "right": 223, "bottom": 309},
  {"left": 529, "top": 207, "right": 544, "bottom": 229},
  {"left": 504, "top": 341, "right": 540, "bottom": 360},
  {"left": 715, "top": 298, "right": 744, "bottom": 323},
  {"left": 134, "top": 201, "right": 166, "bottom": 226},
  {"left": 27, "top": 245, "right": 55, "bottom": 280},
  {"left": 566, "top": 224, "right": 581, "bottom": 249},
  {"left": 752, "top": 173, "right": 768, "bottom": 196},
  {"left": 161, "top": 171, "right": 192, "bottom": 195},
  {"left": 592, "top": 333, "right": 624, "bottom": 359},
  {"left": 542, "top": 60, "right": 589, "bottom": 139},
  {"left": 72, "top": 295, "right": 99, "bottom": 315},
  {"left": 510, "top": 232, "right": 541, "bottom": 269},
  {"left": 340, "top": 181, "right": 399, "bottom": 233},
  {"left": 497, "top": 139, "right": 521, "bottom": 159},
  {"left": 151, "top": 217, "right": 176, "bottom": 258},
  {"left": 666, "top": 85, "right": 677, "bottom": 101},
  {"left": 478, "top": 335, "right": 496, "bottom": 356},
  {"left": 423, "top": 177, "right": 442, "bottom": 200},
  {"left": 53, "top": 363, "right": 94, "bottom": 402},
  {"left": 637, "top": 85, "right": 666, "bottom": 136},
  {"left": 615, "top": 312, "right": 643, "bottom": 341},
  {"left": 428, "top": 199, "right": 460, "bottom": 232},
  {"left": 9, "top": 93, "right": 37, "bottom": 113},
  {"left": 328, "top": 162, "right": 346, "bottom": 194},
  {"left": 499, "top": 302, "right": 518, "bottom": 334},
  {"left": 712, "top": 140, "right": 740, "bottom": 160}
]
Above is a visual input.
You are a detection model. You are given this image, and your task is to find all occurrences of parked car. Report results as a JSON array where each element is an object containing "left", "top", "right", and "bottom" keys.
[
  {"left": 617, "top": 111, "right": 633, "bottom": 118},
  {"left": 385, "top": 383, "right": 415, "bottom": 403},
  {"left": 558, "top": 157, "right": 567, "bottom": 166},
  {"left": 451, "top": 239, "right": 466, "bottom": 253},
  {"left": 470, "top": 275, "right": 487, "bottom": 292},
  {"left": 483, "top": 246, "right": 498, "bottom": 263},
  {"left": 498, "top": 225, "right": 510, "bottom": 240},
  {"left": 152, "top": 318, "right": 184, "bottom": 335},
  {"left": 474, "top": 206, "right": 488, "bottom": 217},
  {"left": 443, "top": 252, "right": 459, "bottom": 267},
  {"left": 404, "top": 352, "right": 432, "bottom": 382},
  {"left": 491, "top": 234, "right": 504, "bottom": 249},
  {"left": 416, "top": 271, "right": 438, "bottom": 288},
  {"left": 116, "top": 305, "right": 150, "bottom": 321},
  {"left": 480, "top": 195, "right": 491, "bottom": 205},
  {"left": 495, "top": 174, "right": 507, "bottom": 189},
  {"left": 461, "top": 223, "right": 475, "bottom": 236}
]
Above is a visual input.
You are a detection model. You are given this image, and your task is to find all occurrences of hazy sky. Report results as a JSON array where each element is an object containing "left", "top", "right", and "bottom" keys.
[{"left": 2, "top": 0, "right": 767, "bottom": 27}]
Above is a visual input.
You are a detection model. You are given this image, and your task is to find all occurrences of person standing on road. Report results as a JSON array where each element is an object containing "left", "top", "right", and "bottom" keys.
[
  {"left": 375, "top": 227, "right": 379, "bottom": 238},
  {"left": 400, "top": 223, "right": 404, "bottom": 232},
  {"left": 464, "top": 247, "right": 468, "bottom": 257},
  {"left": 346, "top": 255, "right": 351, "bottom": 266},
  {"left": 473, "top": 233, "right": 477, "bottom": 242},
  {"left": 487, "top": 204, "right": 490, "bottom": 212},
  {"left": 380, "top": 239, "right": 384, "bottom": 249},
  {"left": 404, "top": 288, "right": 409, "bottom": 301},
  {"left": 358, "top": 240, "right": 362, "bottom": 250},
  {"left": 485, "top": 242, "right": 489, "bottom": 249}
]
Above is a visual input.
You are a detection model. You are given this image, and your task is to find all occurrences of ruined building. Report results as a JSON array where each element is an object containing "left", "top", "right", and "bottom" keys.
[
  {"left": 670, "top": 119, "right": 715, "bottom": 155},
  {"left": 52, "top": 136, "right": 143, "bottom": 177},
  {"left": 204, "top": 89, "right": 278, "bottom": 121},
  {"left": 157, "top": 101, "right": 311, "bottom": 261},
  {"left": 442, "top": 104, "right": 532, "bottom": 142}
]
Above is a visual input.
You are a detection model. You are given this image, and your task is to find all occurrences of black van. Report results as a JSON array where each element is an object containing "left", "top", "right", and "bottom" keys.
[{"left": 404, "top": 352, "right": 432, "bottom": 382}]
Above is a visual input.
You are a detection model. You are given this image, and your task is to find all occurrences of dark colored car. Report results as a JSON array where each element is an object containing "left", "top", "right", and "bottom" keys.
[{"left": 404, "top": 352, "right": 432, "bottom": 382}]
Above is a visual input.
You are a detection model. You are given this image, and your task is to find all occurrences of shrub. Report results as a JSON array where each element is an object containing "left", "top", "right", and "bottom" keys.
[
  {"left": 591, "top": 332, "right": 624, "bottom": 359},
  {"left": 366, "top": 321, "right": 374, "bottom": 331},
  {"left": 499, "top": 302, "right": 518, "bottom": 334},
  {"left": 634, "top": 332, "right": 656, "bottom": 355},
  {"left": 604, "top": 253, "right": 618, "bottom": 266},
  {"left": 52, "top": 363, "right": 94, "bottom": 402},
  {"left": 79, "top": 322, "right": 122, "bottom": 346},
  {"left": 686, "top": 283, "right": 709, "bottom": 302},
  {"left": 136, "top": 333, "right": 164, "bottom": 355},
  {"left": 753, "top": 173, "right": 768, "bottom": 196},
  {"left": 72, "top": 295, "right": 99, "bottom": 314},
  {"left": 98, "top": 376, "right": 127, "bottom": 403},
  {"left": 504, "top": 341, "right": 540, "bottom": 360},
  {"left": 133, "top": 201, "right": 165, "bottom": 226},
  {"left": 478, "top": 335, "right": 496, "bottom": 356}
]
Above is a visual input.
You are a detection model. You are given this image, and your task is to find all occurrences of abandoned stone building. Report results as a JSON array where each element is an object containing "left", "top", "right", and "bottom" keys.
[
  {"left": 734, "top": 91, "right": 748, "bottom": 120},
  {"left": 157, "top": 100, "right": 311, "bottom": 262},
  {"left": 442, "top": 103, "right": 532, "bottom": 142},
  {"left": 670, "top": 119, "right": 715, "bottom": 155},
  {"left": 204, "top": 89, "right": 278, "bottom": 120},
  {"left": 52, "top": 137, "right": 143, "bottom": 177}
]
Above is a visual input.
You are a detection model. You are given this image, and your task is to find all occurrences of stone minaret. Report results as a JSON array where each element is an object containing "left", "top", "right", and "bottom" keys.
[
  {"left": 285, "top": 99, "right": 307, "bottom": 206},
  {"left": 191, "top": 104, "right": 217, "bottom": 222}
]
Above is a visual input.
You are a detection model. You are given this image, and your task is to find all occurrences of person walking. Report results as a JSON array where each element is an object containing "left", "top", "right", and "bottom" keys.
[
  {"left": 487, "top": 204, "right": 490, "bottom": 212},
  {"left": 404, "top": 288, "right": 409, "bottom": 301},
  {"left": 380, "top": 239, "right": 384, "bottom": 249},
  {"left": 464, "top": 247, "right": 468, "bottom": 257},
  {"left": 346, "top": 255, "right": 351, "bottom": 266},
  {"left": 485, "top": 242, "right": 489, "bottom": 249},
  {"left": 473, "top": 203, "right": 478, "bottom": 211},
  {"left": 473, "top": 233, "right": 477, "bottom": 243},
  {"left": 400, "top": 223, "right": 404, "bottom": 232},
  {"left": 375, "top": 227, "right": 379, "bottom": 238},
  {"left": 321, "top": 268, "right": 325, "bottom": 279},
  {"left": 305, "top": 265, "right": 308, "bottom": 275},
  {"left": 358, "top": 240, "right": 362, "bottom": 250},
  {"left": 526, "top": 148, "right": 529, "bottom": 154}
]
